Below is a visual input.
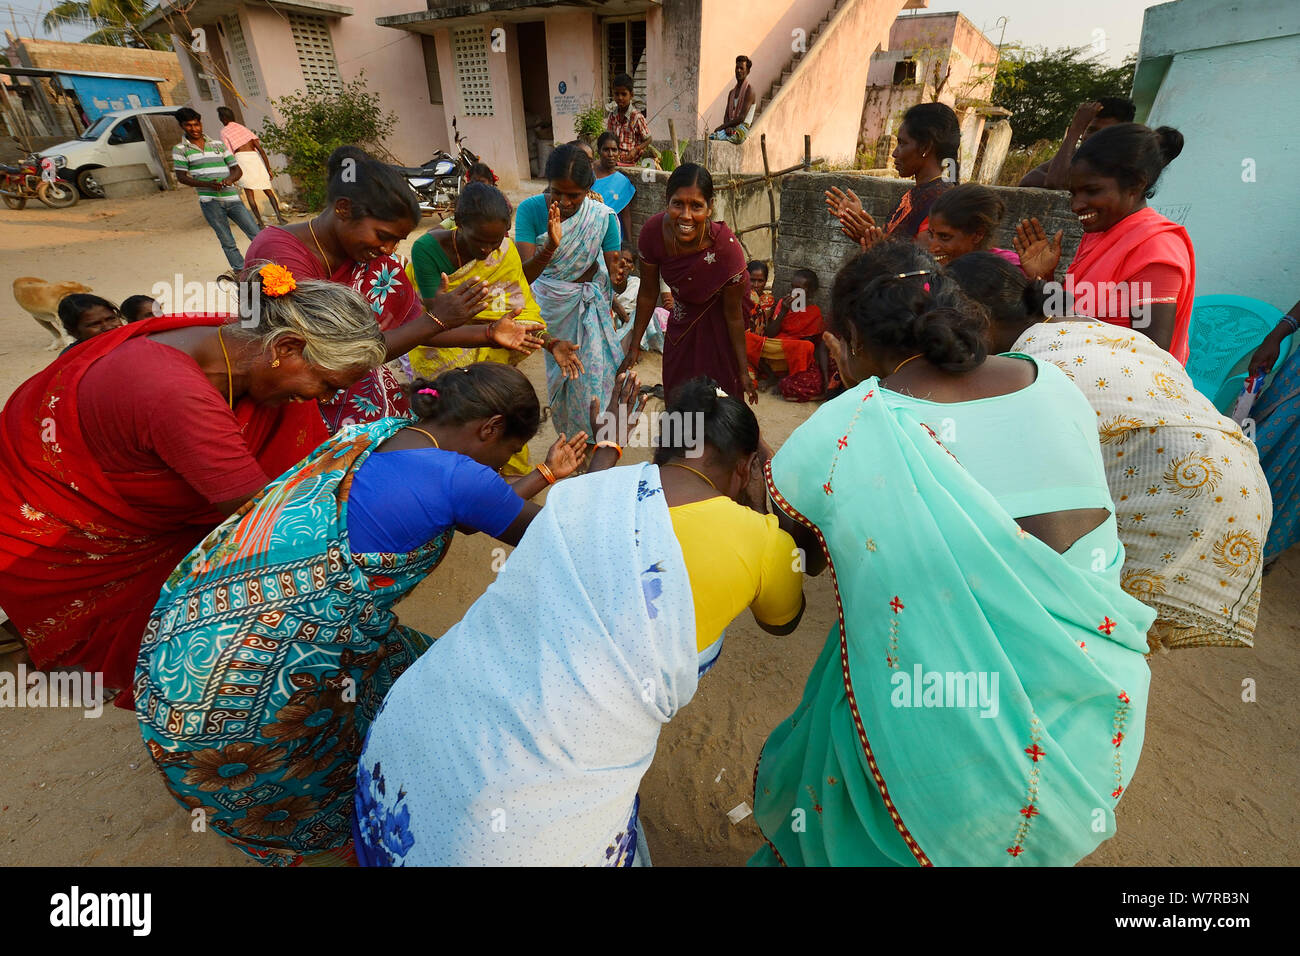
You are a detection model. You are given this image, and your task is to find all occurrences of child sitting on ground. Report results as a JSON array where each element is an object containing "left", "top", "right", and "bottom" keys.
[
  {"left": 58, "top": 294, "right": 126, "bottom": 353},
  {"left": 745, "top": 260, "right": 774, "bottom": 332},
  {"left": 120, "top": 294, "right": 158, "bottom": 322},
  {"left": 744, "top": 268, "right": 826, "bottom": 400},
  {"left": 612, "top": 247, "right": 670, "bottom": 353}
]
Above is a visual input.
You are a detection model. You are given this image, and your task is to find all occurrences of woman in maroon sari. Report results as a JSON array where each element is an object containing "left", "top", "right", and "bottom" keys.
[
  {"left": 245, "top": 146, "right": 512, "bottom": 431},
  {"left": 623, "top": 164, "right": 757, "bottom": 403},
  {"left": 0, "top": 277, "right": 387, "bottom": 707}
]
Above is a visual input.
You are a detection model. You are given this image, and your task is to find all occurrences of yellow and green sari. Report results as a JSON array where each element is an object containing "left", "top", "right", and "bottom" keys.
[{"left": 407, "top": 230, "right": 544, "bottom": 474}]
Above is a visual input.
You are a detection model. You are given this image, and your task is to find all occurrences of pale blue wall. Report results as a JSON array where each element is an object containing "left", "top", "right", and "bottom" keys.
[{"left": 1133, "top": 0, "right": 1300, "bottom": 313}]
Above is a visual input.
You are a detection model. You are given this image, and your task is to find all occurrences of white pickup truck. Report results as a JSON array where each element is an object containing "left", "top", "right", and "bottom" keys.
[{"left": 40, "top": 105, "right": 179, "bottom": 198}]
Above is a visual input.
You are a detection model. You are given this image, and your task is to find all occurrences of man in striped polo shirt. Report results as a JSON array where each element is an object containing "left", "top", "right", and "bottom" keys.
[{"left": 172, "top": 107, "right": 261, "bottom": 271}]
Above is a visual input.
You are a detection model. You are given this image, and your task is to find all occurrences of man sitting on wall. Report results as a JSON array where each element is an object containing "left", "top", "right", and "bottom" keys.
[
  {"left": 605, "top": 73, "right": 652, "bottom": 166},
  {"left": 1018, "top": 97, "right": 1136, "bottom": 189},
  {"left": 710, "top": 55, "right": 756, "bottom": 145}
]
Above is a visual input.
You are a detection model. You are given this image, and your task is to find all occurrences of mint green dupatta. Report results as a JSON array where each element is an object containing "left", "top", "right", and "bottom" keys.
[{"left": 751, "top": 381, "right": 1154, "bottom": 866}]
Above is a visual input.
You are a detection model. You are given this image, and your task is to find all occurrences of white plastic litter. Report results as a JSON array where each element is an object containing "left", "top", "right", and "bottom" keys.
[{"left": 727, "top": 801, "right": 752, "bottom": 824}]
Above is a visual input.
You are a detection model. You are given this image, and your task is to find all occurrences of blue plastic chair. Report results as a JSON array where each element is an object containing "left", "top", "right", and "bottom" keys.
[{"left": 1184, "top": 294, "right": 1296, "bottom": 414}]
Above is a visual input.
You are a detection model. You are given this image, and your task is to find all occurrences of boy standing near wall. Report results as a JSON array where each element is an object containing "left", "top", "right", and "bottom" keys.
[{"left": 605, "top": 73, "right": 651, "bottom": 165}]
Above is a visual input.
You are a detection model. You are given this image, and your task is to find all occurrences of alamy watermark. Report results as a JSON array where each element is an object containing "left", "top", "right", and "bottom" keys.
[
  {"left": 592, "top": 407, "right": 705, "bottom": 458},
  {"left": 1042, "top": 277, "right": 1156, "bottom": 328},
  {"left": 890, "top": 664, "right": 999, "bottom": 718},
  {"left": 0, "top": 664, "right": 104, "bottom": 717}
]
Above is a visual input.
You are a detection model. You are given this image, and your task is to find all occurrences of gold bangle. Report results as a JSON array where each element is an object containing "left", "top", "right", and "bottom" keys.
[
  {"left": 536, "top": 462, "right": 557, "bottom": 485},
  {"left": 426, "top": 310, "right": 448, "bottom": 331},
  {"left": 596, "top": 440, "right": 623, "bottom": 461}
]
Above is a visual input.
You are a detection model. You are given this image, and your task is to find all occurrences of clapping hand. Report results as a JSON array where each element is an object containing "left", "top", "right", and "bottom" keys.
[
  {"left": 1013, "top": 217, "right": 1063, "bottom": 281},
  {"left": 546, "top": 201, "right": 563, "bottom": 249},
  {"left": 839, "top": 205, "right": 883, "bottom": 251},
  {"left": 430, "top": 274, "right": 490, "bottom": 327},
  {"left": 545, "top": 432, "right": 590, "bottom": 479},
  {"left": 825, "top": 185, "right": 864, "bottom": 219},
  {"left": 588, "top": 369, "right": 647, "bottom": 446},
  {"left": 487, "top": 310, "right": 545, "bottom": 353},
  {"left": 548, "top": 339, "right": 584, "bottom": 379}
]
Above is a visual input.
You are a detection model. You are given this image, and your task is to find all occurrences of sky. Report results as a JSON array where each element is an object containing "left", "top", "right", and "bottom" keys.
[
  {"left": 922, "top": 0, "right": 1167, "bottom": 64},
  {"left": 5, "top": 0, "right": 1164, "bottom": 59}
]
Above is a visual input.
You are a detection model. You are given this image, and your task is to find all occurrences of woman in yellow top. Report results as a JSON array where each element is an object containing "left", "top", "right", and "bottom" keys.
[
  {"left": 354, "top": 375, "right": 805, "bottom": 866},
  {"left": 408, "top": 182, "right": 584, "bottom": 473}
]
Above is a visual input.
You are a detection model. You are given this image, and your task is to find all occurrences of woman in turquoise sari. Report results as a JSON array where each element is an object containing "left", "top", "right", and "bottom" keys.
[
  {"left": 135, "top": 363, "right": 617, "bottom": 865},
  {"left": 752, "top": 242, "right": 1154, "bottom": 866},
  {"left": 517, "top": 143, "right": 629, "bottom": 445}
]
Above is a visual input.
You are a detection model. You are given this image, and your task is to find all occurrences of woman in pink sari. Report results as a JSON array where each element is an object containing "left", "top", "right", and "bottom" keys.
[
  {"left": 245, "top": 146, "right": 495, "bottom": 430},
  {"left": 622, "top": 164, "right": 757, "bottom": 404},
  {"left": 1013, "top": 123, "right": 1195, "bottom": 364}
]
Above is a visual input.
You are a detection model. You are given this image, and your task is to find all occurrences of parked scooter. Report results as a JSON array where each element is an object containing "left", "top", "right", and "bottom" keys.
[
  {"left": 0, "top": 153, "right": 79, "bottom": 210},
  {"left": 397, "top": 117, "right": 483, "bottom": 217}
]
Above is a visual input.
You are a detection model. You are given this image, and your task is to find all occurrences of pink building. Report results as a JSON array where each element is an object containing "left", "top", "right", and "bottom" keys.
[
  {"left": 858, "top": 9, "right": 1011, "bottom": 182},
  {"left": 143, "top": 0, "right": 924, "bottom": 191}
]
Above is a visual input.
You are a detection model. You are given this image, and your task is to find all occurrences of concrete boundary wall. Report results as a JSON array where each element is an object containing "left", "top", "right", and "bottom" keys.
[{"left": 626, "top": 168, "right": 1084, "bottom": 316}]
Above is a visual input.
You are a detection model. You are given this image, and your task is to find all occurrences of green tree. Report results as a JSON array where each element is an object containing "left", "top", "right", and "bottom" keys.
[
  {"left": 42, "top": 0, "right": 168, "bottom": 50},
  {"left": 260, "top": 74, "right": 397, "bottom": 211},
  {"left": 994, "top": 46, "right": 1136, "bottom": 148}
]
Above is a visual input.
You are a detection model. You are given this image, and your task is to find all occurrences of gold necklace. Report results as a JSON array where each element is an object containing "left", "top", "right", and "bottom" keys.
[
  {"left": 664, "top": 461, "right": 717, "bottom": 490},
  {"left": 308, "top": 217, "right": 333, "bottom": 274},
  {"left": 450, "top": 228, "right": 463, "bottom": 270},
  {"left": 216, "top": 325, "right": 234, "bottom": 410},
  {"left": 405, "top": 426, "right": 440, "bottom": 448},
  {"left": 891, "top": 353, "right": 924, "bottom": 375}
]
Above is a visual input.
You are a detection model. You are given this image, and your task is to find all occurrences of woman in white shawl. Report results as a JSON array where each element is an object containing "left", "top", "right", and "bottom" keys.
[
  {"left": 947, "top": 253, "right": 1271, "bottom": 651},
  {"left": 354, "top": 378, "right": 805, "bottom": 865}
]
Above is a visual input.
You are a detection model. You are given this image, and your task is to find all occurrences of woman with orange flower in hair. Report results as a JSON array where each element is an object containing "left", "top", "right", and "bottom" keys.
[
  {"left": 0, "top": 269, "right": 392, "bottom": 708},
  {"left": 244, "top": 145, "right": 511, "bottom": 431}
]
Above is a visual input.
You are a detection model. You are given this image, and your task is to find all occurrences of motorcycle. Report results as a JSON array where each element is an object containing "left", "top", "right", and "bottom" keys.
[
  {"left": 0, "top": 154, "right": 79, "bottom": 210},
  {"left": 397, "top": 116, "right": 482, "bottom": 217}
]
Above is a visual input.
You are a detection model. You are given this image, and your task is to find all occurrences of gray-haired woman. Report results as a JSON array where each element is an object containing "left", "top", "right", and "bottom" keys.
[{"left": 0, "top": 273, "right": 398, "bottom": 709}]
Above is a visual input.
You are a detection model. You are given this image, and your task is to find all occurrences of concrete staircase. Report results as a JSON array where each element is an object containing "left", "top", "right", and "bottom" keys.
[{"left": 756, "top": 0, "right": 852, "bottom": 118}]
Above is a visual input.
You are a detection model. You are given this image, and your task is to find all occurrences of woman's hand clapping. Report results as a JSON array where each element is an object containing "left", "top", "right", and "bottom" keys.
[
  {"left": 544, "top": 432, "right": 590, "bottom": 480},
  {"left": 1013, "top": 217, "right": 1063, "bottom": 282},
  {"left": 429, "top": 274, "right": 490, "bottom": 328},
  {"left": 548, "top": 339, "right": 584, "bottom": 379},
  {"left": 546, "top": 201, "right": 563, "bottom": 250},
  {"left": 487, "top": 311, "right": 545, "bottom": 354},
  {"left": 588, "top": 369, "right": 647, "bottom": 447}
]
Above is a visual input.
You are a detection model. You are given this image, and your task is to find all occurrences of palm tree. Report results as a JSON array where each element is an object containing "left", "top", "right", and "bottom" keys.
[{"left": 42, "top": 0, "right": 169, "bottom": 50}]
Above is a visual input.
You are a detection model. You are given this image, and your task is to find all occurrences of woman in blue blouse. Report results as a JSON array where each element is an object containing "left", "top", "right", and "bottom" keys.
[{"left": 135, "top": 362, "right": 639, "bottom": 866}]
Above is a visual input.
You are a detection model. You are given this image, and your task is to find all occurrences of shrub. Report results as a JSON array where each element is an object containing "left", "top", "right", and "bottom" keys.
[
  {"left": 261, "top": 73, "right": 396, "bottom": 210},
  {"left": 574, "top": 101, "right": 606, "bottom": 143}
]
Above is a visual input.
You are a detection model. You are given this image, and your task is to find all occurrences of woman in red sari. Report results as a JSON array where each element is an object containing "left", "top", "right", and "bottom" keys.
[
  {"left": 245, "top": 146, "right": 509, "bottom": 431},
  {"left": 622, "top": 164, "right": 757, "bottom": 404},
  {"left": 1012, "top": 123, "right": 1194, "bottom": 364},
  {"left": 0, "top": 275, "right": 388, "bottom": 707}
]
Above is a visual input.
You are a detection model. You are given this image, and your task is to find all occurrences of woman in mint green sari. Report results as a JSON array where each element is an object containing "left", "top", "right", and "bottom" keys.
[{"left": 752, "top": 242, "right": 1154, "bottom": 866}]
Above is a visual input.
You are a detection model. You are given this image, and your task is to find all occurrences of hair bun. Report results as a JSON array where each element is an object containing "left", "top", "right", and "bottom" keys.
[
  {"left": 913, "top": 306, "right": 987, "bottom": 372},
  {"left": 1154, "top": 126, "right": 1184, "bottom": 168}
]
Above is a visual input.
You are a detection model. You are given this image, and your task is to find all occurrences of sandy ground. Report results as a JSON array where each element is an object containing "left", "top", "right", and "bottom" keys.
[{"left": 1, "top": 190, "right": 1296, "bottom": 867}]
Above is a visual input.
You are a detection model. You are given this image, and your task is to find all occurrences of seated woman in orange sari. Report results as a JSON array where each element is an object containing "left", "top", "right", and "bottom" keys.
[
  {"left": 1012, "top": 123, "right": 1195, "bottom": 364},
  {"left": 0, "top": 274, "right": 397, "bottom": 707}
]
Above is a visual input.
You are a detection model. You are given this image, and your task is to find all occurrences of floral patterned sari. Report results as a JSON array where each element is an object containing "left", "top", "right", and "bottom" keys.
[{"left": 135, "top": 418, "right": 451, "bottom": 866}]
